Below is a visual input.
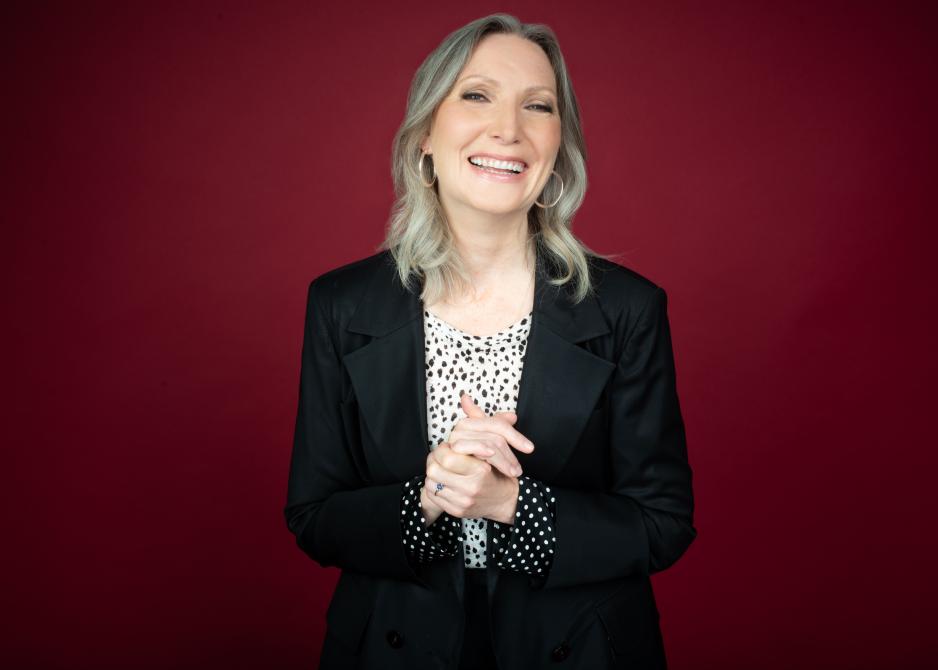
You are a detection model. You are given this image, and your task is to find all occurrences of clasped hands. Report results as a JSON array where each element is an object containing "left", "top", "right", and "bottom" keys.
[{"left": 420, "top": 393, "right": 535, "bottom": 527}]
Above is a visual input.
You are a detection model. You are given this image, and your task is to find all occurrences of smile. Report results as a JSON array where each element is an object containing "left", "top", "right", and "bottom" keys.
[{"left": 467, "top": 156, "right": 528, "bottom": 182}]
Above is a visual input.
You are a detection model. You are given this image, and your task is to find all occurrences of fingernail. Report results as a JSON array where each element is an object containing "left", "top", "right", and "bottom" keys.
[{"left": 514, "top": 467, "right": 523, "bottom": 477}]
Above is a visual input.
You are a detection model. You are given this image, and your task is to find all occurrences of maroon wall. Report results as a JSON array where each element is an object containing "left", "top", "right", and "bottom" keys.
[{"left": 4, "top": 1, "right": 936, "bottom": 668}]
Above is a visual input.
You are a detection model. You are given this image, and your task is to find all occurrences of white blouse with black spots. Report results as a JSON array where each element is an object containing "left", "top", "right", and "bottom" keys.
[{"left": 399, "top": 308, "right": 557, "bottom": 578}]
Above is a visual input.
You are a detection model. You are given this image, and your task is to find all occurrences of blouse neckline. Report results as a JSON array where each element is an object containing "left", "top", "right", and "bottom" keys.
[{"left": 424, "top": 309, "right": 532, "bottom": 347}]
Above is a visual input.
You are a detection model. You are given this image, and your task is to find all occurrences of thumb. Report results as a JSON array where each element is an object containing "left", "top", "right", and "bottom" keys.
[{"left": 460, "top": 392, "right": 487, "bottom": 419}]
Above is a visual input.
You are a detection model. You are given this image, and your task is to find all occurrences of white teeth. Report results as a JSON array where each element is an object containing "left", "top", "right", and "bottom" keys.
[{"left": 469, "top": 156, "right": 525, "bottom": 173}]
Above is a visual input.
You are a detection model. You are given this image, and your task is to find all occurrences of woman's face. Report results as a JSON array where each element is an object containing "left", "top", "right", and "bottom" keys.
[{"left": 422, "top": 34, "right": 562, "bottom": 219}]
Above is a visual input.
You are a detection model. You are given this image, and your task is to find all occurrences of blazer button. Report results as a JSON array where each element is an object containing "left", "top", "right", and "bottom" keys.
[
  {"left": 386, "top": 630, "right": 404, "bottom": 649},
  {"left": 550, "top": 641, "right": 570, "bottom": 661}
]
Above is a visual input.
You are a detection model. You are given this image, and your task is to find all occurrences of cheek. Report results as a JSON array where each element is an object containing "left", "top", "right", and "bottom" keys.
[
  {"left": 435, "top": 110, "right": 483, "bottom": 147},
  {"left": 536, "top": 124, "right": 562, "bottom": 156}
]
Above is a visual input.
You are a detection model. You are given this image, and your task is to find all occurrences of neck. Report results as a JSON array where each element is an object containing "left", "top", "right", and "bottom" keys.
[{"left": 444, "top": 214, "right": 533, "bottom": 284}]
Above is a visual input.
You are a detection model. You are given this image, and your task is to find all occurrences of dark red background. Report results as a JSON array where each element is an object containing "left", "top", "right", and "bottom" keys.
[{"left": 4, "top": 1, "right": 936, "bottom": 668}]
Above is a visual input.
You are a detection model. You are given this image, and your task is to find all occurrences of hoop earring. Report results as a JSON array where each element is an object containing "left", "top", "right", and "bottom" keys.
[
  {"left": 418, "top": 152, "right": 437, "bottom": 187},
  {"left": 534, "top": 170, "right": 564, "bottom": 208}
]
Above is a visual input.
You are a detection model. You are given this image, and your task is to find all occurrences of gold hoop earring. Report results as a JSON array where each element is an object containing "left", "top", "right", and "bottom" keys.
[
  {"left": 534, "top": 170, "right": 564, "bottom": 208},
  {"left": 418, "top": 152, "right": 437, "bottom": 187}
]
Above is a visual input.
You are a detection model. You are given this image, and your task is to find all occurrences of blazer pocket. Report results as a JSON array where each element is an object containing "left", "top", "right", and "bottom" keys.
[{"left": 595, "top": 579, "right": 660, "bottom": 660}]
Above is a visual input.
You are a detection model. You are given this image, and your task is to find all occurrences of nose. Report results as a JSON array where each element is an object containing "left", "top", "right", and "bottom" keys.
[{"left": 488, "top": 102, "right": 521, "bottom": 144}]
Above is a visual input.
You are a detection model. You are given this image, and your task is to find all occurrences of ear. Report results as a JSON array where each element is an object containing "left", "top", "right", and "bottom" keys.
[{"left": 420, "top": 136, "right": 431, "bottom": 155}]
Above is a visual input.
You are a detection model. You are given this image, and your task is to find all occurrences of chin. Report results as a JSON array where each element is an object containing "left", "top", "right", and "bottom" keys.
[
  {"left": 466, "top": 195, "right": 524, "bottom": 214},
  {"left": 474, "top": 205, "right": 522, "bottom": 216}
]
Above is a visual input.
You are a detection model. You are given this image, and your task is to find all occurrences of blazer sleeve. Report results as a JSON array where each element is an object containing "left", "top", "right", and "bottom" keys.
[
  {"left": 284, "top": 278, "right": 429, "bottom": 585},
  {"left": 540, "top": 286, "right": 697, "bottom": 590}
]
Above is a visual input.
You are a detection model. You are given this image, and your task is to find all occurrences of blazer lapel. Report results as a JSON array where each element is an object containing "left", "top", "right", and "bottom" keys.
[
  {"left": 341, "top": 248, "right": 615, "bottom": 484},
  {"left": 515, "top": 255, "right": 615, "bottom": 482},
  {"left": 341, "top": 253, "right": 428, "bottom": 483}
]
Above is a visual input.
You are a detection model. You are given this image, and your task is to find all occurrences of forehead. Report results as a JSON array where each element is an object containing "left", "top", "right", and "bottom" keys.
[{"left": 459, "top": 34, "right": 556, "bottom": 91}]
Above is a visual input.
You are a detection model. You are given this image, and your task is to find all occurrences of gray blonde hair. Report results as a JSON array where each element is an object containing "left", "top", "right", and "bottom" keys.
[{"left": 378, "top": 13, "right": 615, "bottom": 305}]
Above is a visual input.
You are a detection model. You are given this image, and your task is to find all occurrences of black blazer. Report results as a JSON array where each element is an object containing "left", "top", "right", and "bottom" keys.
[{"left": 285, "top": 247, "right": 696, "bottom": 669}]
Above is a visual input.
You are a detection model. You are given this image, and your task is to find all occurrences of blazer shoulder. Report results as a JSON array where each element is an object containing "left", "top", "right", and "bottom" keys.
[
  {"left": 587, "top": 254, "right": 666, "bottom": 313},
  {"left": 307, "top": 249, "right": 394, "bottom": 304},
  {"left": 584, "top": 255, "right": 672, "bottom": 356}
]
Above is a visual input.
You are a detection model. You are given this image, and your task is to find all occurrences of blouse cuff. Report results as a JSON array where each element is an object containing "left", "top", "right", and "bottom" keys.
[
  {"left": 400, "top": 474, "right": 462, "bottom": 563},
  {"left": 491, "top": 475, "right": 557, "bottom": 577}
]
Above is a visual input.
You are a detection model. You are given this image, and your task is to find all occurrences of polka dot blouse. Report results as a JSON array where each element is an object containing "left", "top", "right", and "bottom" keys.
[{"left": 399, "top": 308, "right": 557, "bottom": 578}]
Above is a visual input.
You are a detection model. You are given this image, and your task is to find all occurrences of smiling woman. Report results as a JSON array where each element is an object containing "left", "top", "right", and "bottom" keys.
[
  {"left": 285, "top": 12, "right": 696, "bottom": 670},
  {"left": 382, "top": 15, "right": 602, "bottom": 310}
]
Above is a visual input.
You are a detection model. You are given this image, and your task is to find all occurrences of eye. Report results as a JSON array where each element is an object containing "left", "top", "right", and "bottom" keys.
[{"left": 461, "top": 91, "right": 553, "bottom": 113}]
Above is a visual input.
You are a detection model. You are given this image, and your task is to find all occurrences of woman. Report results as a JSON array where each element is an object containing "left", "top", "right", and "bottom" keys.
[{"left": 285, "top": 13, "right": 696, "bottom": 670}]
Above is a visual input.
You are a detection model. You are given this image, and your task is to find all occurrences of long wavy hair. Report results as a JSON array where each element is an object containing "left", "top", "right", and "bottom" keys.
[{"left": 378, "top": 13, "right": 616, "bottom": 306}]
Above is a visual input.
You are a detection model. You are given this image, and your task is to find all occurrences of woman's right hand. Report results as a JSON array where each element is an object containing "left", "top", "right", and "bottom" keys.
[
  {"left": 420, "top": 393, "right": 535, "bottom": 525},
  {"left": 447, "top": 392, "right": 534, "bottom": 477}
]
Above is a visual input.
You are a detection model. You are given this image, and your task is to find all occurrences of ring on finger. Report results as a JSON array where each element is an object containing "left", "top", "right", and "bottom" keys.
[{"left": 425, "top": 478, "right": 445, "bottom": 497}]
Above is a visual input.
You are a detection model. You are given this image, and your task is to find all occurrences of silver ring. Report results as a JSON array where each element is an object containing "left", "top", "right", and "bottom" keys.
[{"left": 434, "top": 482, "right": 444, "bottom": 496}]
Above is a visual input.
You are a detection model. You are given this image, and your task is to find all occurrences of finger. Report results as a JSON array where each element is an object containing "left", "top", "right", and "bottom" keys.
[
  {"left": 450, "top": 432, "right": 522, "bottom": 478},
  {"left": 459, "top": 418, "right": 534, "bottom": 456},
  {"left": 433, "top": 441, "right": 491, "bottom": 474},
  {"left": 449, "top": 440, "right": 496, "bottom": 459},
  {"left": 423, "top": 476, "right": 460, "bottom": 517},
  {"left": 450, "top": 404, "right": 515, "bottom": 448},
  {"left": 479, "top": 436, "right": 523, "bottom": 477},
  {"left": 424, "top": 474, "right": 470, "bottom": 517},
  {"left": 461, "top": 397, "right": 516, "bottom": 425},
  {"left": 424, "top": 468, "right": 457, "bottom": 502},
  {"left": 483, "top": 450, "right": 522, "bottom": 478},
  {"left": 423, "top": 475, "right": 449, "bottom": 502},
  {"left": 450, "top": 439, "right": 519, "bottom": 478},
  {"left": 425, "top": 479, "right": 463, "bottom": 518},
  {"left": 459, "top": 395, "right": 532, "bottom": 455},
  {"left": 494, "top": 410, "right": 517, "bottom": 424},
  {"left": 428, "top": 450, "right": 488, "bottom": 487},
  {"left": 436, "top": 442, "right": 492, "bottom": 476},
  {"left": 460, "top": 392, "right": 487, "bottom": 419}
]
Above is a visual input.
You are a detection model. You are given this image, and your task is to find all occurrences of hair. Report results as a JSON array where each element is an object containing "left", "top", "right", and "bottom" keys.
[{"left": 377, "top": 13, "right": 616, "bottom": 306}]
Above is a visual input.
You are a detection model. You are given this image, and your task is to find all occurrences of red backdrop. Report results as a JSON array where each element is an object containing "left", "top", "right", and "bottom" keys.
[{"left": 4, "top": 1, "right": 936, "bottom": 668}]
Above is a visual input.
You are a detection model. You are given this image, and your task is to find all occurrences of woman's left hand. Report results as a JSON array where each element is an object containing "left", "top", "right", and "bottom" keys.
[{"left": 427, "top": 441, "right": 519, "bottom": 524}]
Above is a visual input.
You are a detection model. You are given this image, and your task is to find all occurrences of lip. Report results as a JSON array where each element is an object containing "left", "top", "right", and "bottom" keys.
[{"left": 467, "top": 161, "right": 527, "bottom": 182}]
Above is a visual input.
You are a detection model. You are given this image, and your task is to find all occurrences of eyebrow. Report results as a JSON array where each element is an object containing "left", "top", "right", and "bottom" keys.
[{"left": 456, "top": 74, "right": 556, "bottom": 97}]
